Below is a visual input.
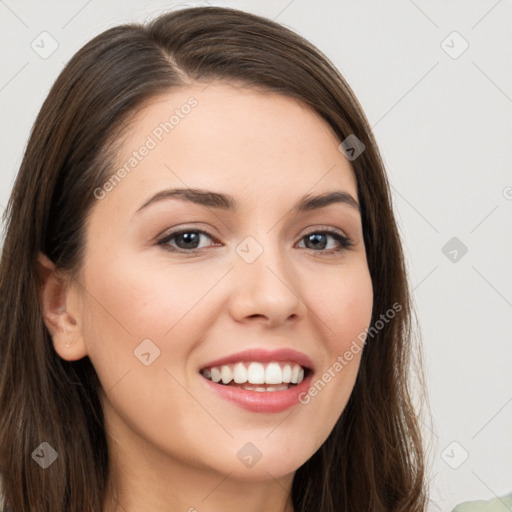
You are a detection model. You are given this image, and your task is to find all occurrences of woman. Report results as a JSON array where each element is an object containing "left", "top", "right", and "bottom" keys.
[{"left": 0, "top": 6, "right": 427, "bottom": 511}]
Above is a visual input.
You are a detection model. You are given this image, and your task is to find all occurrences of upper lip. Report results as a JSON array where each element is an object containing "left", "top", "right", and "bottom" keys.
[{"left": 200, "top": 348, "right": 314, "bottom": 371}]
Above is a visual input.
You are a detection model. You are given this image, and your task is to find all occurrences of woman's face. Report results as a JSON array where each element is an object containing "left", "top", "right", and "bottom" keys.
[{"left": 68, "top": 82, "right": 373, "bottom": 482}]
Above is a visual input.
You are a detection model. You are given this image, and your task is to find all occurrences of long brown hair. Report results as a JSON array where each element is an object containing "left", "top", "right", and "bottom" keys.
[{"left": 0, "top": 6, "right": 428, "bottom": 511}]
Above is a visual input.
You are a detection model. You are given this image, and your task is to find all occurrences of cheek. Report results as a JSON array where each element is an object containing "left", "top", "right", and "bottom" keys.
[
  {"left": 301, "top": 263, "right": 373, "bottom": 426},
  {"left": 83, "top": 251, "right": 218, "bottom": 337},
  {"left": 319, "top": 262, "right": 374, "bottom": 351},
  {"left": 79, "top": 253, "right": 227, "bottom": 387},
  {"left": 79, "top": 256, "right": 217, "bottom": 456}
]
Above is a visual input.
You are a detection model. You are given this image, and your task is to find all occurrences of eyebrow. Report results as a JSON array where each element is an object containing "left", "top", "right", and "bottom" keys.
[{"left": 132, "top": 187, "right": 360, "bottom": 218}]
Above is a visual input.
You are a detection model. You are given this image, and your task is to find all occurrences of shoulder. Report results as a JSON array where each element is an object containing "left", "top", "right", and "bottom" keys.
[{"left": 451, "top": 492, "right": 512, "bottom": 511}]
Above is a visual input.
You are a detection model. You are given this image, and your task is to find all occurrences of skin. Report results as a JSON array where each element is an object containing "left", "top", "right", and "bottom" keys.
[{"left": 38, "top": 82, "right": 373, "bottom": 512}]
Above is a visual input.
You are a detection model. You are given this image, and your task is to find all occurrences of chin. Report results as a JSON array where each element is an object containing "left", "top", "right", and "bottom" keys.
[
  {"left": 220, "top": 457, "right": 304, "bottom": 482},
  {"left": 197, "top": 433, "right": 320, "bottom": 482}
]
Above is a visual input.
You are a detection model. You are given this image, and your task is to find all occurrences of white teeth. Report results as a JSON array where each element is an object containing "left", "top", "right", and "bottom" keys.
[
  {"left": 265, "top": 362, "right": 282, "bottom": 384},
  {"left": 210, "top": 367, "right": 221, "bottom": 383},
  {"left": 282, "top": 365, "right": 292, "bottom": 383},
  {"left": 221, "top": 365, "right": 233, "bottom": 384},
  {"left": 241, "top": 384, "right": 290, "bottom": 392},
  {"left": 290, "top": 364, "right": 301, "bottom": 384},
  {"left": 202, "top": 361, "right": 308, "bottom": 387},
  {"left": 247, "top": 362, "right": 265, "bottom": 384},
  {"left": 233, "top": 362, "right": 248, "bottom": 384}
]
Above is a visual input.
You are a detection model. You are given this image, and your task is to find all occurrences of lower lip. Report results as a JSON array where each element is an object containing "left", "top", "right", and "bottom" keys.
[{"left": 201, "top": 373, "right": 314, "bottom": 413}]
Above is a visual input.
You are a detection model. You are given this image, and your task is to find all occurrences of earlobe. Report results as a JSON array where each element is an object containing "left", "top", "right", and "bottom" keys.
[{"left": 36, "top": 252, "right": 88, "bottom": 361}]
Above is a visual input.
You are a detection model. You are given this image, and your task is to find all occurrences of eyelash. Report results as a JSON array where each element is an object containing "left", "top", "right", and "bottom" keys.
[{"left": 156, "top": 226, "right": 354, "bottom": 256}]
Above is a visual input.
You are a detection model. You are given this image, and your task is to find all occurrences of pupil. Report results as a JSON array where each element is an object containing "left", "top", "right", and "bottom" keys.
[
  {"left": 307, "top": 233, "right": 326, "bottom": 250},
  {"left": 178, "top": 232, "right": 199, "bottom": 249}
]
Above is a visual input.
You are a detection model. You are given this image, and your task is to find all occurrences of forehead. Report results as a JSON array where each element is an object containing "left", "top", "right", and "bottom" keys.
[{"left": 96, "top": 82, "right": 358, "bottom": 216}]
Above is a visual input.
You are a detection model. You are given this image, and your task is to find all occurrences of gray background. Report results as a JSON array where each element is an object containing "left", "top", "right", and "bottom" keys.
[{"left": 1, "top": 1, "right": 511, "bottom": 510}]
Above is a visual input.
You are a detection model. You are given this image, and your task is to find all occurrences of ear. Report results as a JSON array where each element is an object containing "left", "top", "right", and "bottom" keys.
[{"left": 36, "top": 252, "right": 88, "bottom": 361}]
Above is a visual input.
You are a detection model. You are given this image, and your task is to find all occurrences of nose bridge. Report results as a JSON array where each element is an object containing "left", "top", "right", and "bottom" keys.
[
  {"left": 235, "top": 228, "right": 286, "bottom": 281},
  {"left": 230, "top": 229, "right": 303, "bottom": 323}
]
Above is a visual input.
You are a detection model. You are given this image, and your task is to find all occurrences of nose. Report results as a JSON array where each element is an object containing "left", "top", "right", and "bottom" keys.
[{"left": 228, "top": 239, "right": 305, "bottom": 327}]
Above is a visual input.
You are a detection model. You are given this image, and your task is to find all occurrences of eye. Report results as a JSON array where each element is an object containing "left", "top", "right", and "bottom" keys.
[
  {"left": 157, "top": 228, "right": 218, "bottom": 252},
  {"left": 296, "top": 228, "right": 353, "bottom": 255}
]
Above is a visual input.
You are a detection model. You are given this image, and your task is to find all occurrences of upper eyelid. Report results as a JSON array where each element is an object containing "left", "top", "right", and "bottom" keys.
[{"left": 160, "top": 225, "right": 349, "bottom": 237}]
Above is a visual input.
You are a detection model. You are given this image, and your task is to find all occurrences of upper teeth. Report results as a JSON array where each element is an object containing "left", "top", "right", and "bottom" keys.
[{"left": 201, "top": 362, "right": 305, "bottom": 385}]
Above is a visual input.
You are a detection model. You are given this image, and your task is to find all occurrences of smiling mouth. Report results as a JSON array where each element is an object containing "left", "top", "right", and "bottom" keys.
[{"left": 200, "top": 361, "right": 308, "bottom": 392}]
